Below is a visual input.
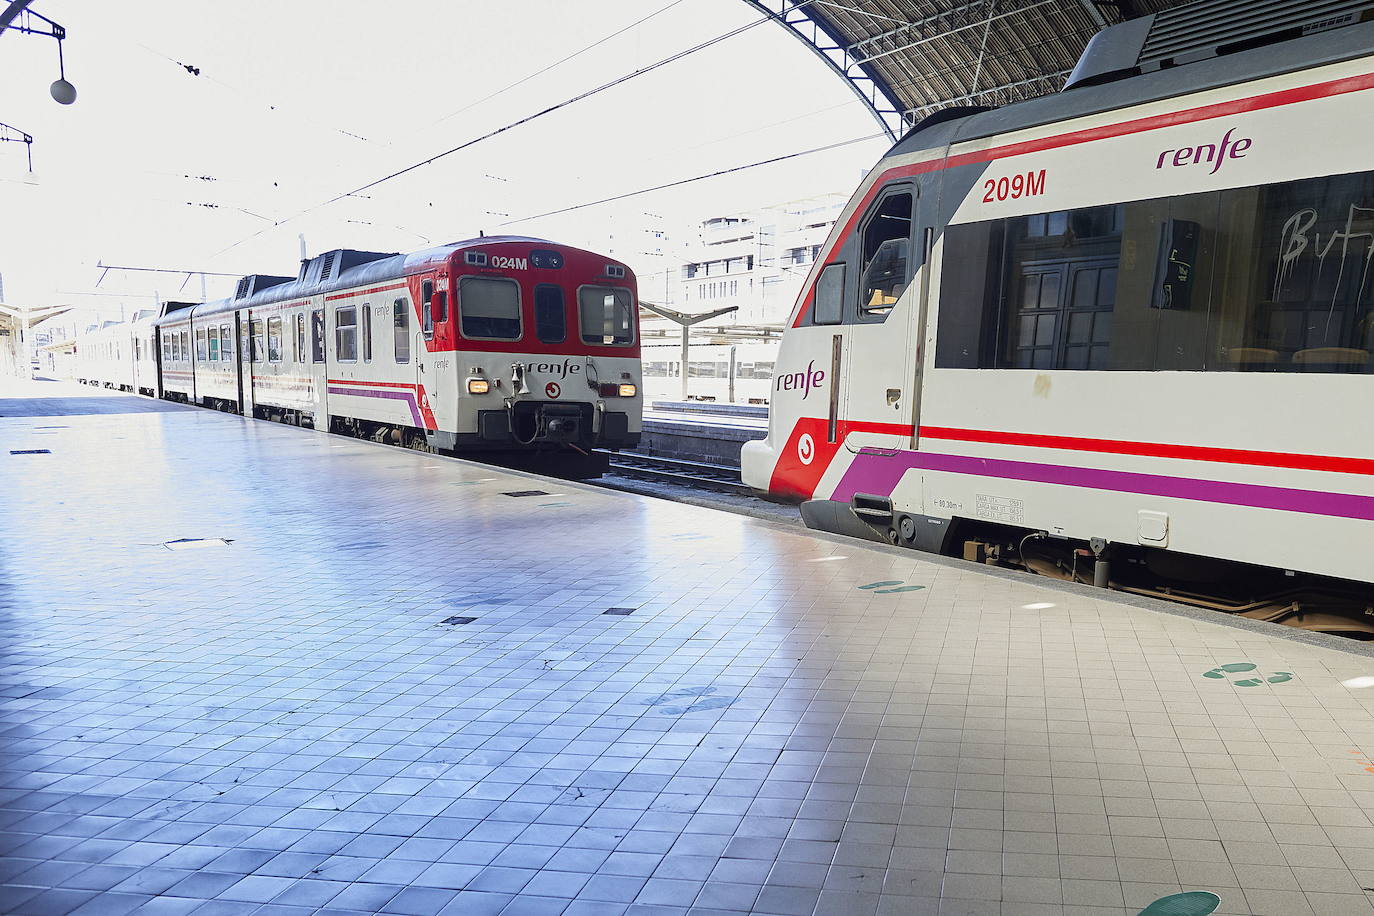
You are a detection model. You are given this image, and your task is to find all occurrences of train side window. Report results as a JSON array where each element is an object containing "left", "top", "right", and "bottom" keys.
[
  {"left": 250, "top": 321, "right": 264, "bottom": 362},
  {"left": 181, "top": 331, "right": 189, "bottom": 361},
  {"left": 362, "top": 304, "right": 373, "bottom": 362},
  {"left": 311, "top": 309, "right": 325, "bottom": 362},
  {"left": 460, "top": 276, "right": 522, "bottom": 340},
  {"left": 534, "top": 284, "right": 566, "bottom": 343},
  {"left": 267, "top": 317, "right": 283, "bottom": 363},
  {"left": 294, "top": 314, "right": 305, "bottom": 362},
  {"left": 195, "top": 329, "right": 207, "bottom": 362},
  {"left": 221, "top": 325, "right": 233, "bottom": 362},
  {"left": 208, "top": 328, "right": 219, "bottom": 362},
  {"left": 335, "top": 306, "right": 357, "bottom": 361},
  {"left": 393, "top": 298, "right": 410, "bottom": 363},
  {"left": 577, "top": 285, "right": 634, "bottom": 345},
  {"left": 162, "top": 336, "right": 170, "bottom": 362},
  {"left": 813, "top": 264, "right": 845, "bottom": 325},
  {"left": 859, "top": 190, "right": 913, "bottom": 318},
  {"left": 422, "top": 280, "right": 434, "bottom": 339}
]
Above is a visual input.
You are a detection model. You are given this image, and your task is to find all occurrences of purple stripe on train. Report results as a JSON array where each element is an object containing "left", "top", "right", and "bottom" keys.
[
  {"left": 327, "top": 386, "right": 422, "bottom": 426},
  {"left": 830, "top": 449, "right": 1374, "bottom": 522}
]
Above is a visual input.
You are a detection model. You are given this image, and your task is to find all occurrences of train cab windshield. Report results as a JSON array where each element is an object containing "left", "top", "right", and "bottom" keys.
[
  {"left": 459, "top": 276, "right": 522, "bottom": 340},
  {"left": 578, "top": 286, "right": 635, "bottom": 346}
]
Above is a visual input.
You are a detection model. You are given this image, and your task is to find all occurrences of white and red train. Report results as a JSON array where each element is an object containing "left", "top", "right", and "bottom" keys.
[
  {"left": 69, "top": 236, "right": 642, "bottom": 469},
  {"left": 744, "top": 0, "right": 1374, "bottom": 614}
]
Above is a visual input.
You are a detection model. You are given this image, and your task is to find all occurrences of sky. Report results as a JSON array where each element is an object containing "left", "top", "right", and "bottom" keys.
[{"left": 0, "top": 0, "right": 892, "bottom": 320}]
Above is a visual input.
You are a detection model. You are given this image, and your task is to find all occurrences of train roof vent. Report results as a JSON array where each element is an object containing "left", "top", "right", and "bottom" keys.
[
  {"left": 318, "top": 251, "right": 338, "bottom": 282},
  {"left": 161, "top": 301, "right": 197, "bottom": 316},
  {"left": 234, "top": 274, "right": 294, "bottom": 300},
  {"left": 1065, "top": 0, "right": 1374, "bottom": 90},
  {"left": 335, "top": 249, "right": 398, "bottom": 272}
]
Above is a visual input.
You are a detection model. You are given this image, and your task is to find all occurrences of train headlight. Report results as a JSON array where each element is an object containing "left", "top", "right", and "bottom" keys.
[
  {"left": 618, "top": 383, "right": 637, "bottom": 398},
  {"left": 467, "top": 377, "right": 490, "bottom": 394}
]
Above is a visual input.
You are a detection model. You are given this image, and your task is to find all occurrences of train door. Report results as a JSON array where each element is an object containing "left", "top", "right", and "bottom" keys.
[
  {"left": 234, "top": 313, "right": 246, "bottom": 414},
  {"left": 842, "top": 183, "right": 919, "bottom": 452},
  {"left": 153, "top": 326, "right": 165, "bottom": 398},
  {"left": 414, "top": 277, "right": 437, "bottom": 433},
  {"left": 239, "top": 311, "right": 258, "bottom": 417},
  {"left": 308, "top": 304, "right": 328, "bottom": 427}
]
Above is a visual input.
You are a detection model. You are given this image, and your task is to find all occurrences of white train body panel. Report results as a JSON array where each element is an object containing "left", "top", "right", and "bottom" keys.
[{"left": 744, "top": 29, "right": 1374, "bottom": 585}]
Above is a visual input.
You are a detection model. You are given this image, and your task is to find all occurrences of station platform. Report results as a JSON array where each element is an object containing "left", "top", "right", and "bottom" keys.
[
  {"left": 640, "top": 403, "right": 766, "bottom": 468},
  {"left": 6, "top": 377, "right": 1374, "bottom": 916}
]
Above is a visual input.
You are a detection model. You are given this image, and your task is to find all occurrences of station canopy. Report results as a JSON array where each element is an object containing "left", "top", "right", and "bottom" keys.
[{"left": 747, "top": 0, "right": 1192, "bottom": 139}]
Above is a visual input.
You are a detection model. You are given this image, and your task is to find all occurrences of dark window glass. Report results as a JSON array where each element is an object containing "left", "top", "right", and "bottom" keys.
[
  {"left": 577, "top": 285, "right": 635, "bottom": 345},
  {"left": 393, "top": 299, "right": 410, "bottom": 363},
  {"left": 311, "top": 309, "right": 325, "bottom": 363},
  {"left": 267, "top": 317, "right": 283, "bottom": 363},
  {"left": 534, "top": 284, "right": 566, "bottom": 343},
  {"left": 335, "top": 307, "right": 357, "bottom": 361},
  {"left": 860, "top": 191, "right": 913, "bottom": 317},
  {"left": 813, "top": 264, "right": 844, "bottom": 325},
  {"left": 461, "top": 276, "right": 522, "bottom": 340},
  {"left": 362, "top": 305, "right": 372, "bottom": 362},
  {"left": 938, "top": 169, "right": 1374, "bottom": 373},
  {"left": 422, "top": 280, "right": 435, "bottom": 338},
  {"left": 250, "top": 321, "right": 264, "bottom": 362}
]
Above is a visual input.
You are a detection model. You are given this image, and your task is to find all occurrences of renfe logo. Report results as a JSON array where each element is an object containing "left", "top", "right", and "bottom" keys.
[
  {"left": 776, "top": 360, "right": 825, "bottom": 399},
  {"left": 1156, "top": 127, "right": 1252, "bottom": 175}
]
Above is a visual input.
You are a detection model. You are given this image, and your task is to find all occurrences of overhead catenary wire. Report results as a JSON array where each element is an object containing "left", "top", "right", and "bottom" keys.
[
  {"left": 212, "top": 4, "right": 816, "bottom": 257},
  {"left": 499, "top": 132, "right": 885, "bottom": 227},
  {"left": 421, "top": 0, "right": 690, "bottom": 132}
]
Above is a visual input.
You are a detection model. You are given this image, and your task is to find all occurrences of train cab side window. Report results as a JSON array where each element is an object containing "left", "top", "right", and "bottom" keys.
[
  {"left": 362, "top": 305, "right": 373, "bottom": 362},
  {"left": 577, "top": 285, "right": 635, "bottom": 345},
  {"left": 311, "top": 309, "right": 325, "bottom": 363},
  {"left": 335, "top": 307, "right": 358, "bottom": 361},
  {"left": 393, "top": 298, "right": 410, "bottom": 363},
  {"left": 267, "top": 317, "right": 283, "bottom": 363},
  {"left": 460, "top": 276, "right": 522, "bottom": 340},
  {"left": 813, "top": 264, "right": 845, "bottom": 325},
  {"left": 534, "top": 284, "right": 566, "bottom": 344},
  {"left": 859, "top": 190, "right": 914, "bottom": 318},
  {"left": 422, "top": 280, "right": 434, "bottom": 339}
]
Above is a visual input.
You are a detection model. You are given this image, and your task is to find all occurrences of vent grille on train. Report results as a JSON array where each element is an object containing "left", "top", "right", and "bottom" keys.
[
  {"left": 1140, "top": 0, "right": 1373, "bottom": 68},
  {"left": 235, "top": 276, "right": 251, "bottom": 300},
  {"left": 1066, "top": 0, "right": 1374, "bottom": 90},
  {"left": 318, "top": 251, "right": 337, "bottom": 281}
]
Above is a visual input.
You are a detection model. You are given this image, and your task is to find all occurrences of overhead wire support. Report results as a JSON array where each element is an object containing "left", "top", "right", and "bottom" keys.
[{"left": 0, "top": 121, "right": 34, "bottom": 171}]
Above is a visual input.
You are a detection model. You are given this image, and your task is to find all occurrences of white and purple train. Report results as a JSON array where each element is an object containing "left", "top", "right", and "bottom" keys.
[{"left": 744, "top": 0, "right": 1374, "bottom": 629}]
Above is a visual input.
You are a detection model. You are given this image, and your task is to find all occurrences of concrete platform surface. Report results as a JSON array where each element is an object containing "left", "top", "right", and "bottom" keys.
[{"left": 5, "top": 378, "right": 1374, "bottom": 916}]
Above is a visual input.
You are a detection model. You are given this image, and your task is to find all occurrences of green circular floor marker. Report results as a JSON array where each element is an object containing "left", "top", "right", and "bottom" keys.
[
  {"left": 1137, "top": 891, "right": 1220, "bottom": 916},
  {"left": 1202, "top": 663, "right": 1257, "bottom": 678},
  {"left": 858, "top": 580, "right": 902, "bottom": 590}
]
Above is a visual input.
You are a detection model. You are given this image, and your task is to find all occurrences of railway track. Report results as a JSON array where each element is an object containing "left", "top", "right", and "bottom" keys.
[{"left": 607, "top": 451, "right": 751, "bottom": 493}]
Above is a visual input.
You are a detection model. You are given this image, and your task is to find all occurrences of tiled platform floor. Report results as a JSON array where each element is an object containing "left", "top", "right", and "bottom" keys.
[{"left": 5, "top": 378, "right": 1374, "bottom": 916}]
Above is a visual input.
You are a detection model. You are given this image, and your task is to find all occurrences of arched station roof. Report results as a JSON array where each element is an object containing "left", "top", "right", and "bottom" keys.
[{"left": 744, "top": 0, "right": 1192, "bottom": 139}]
